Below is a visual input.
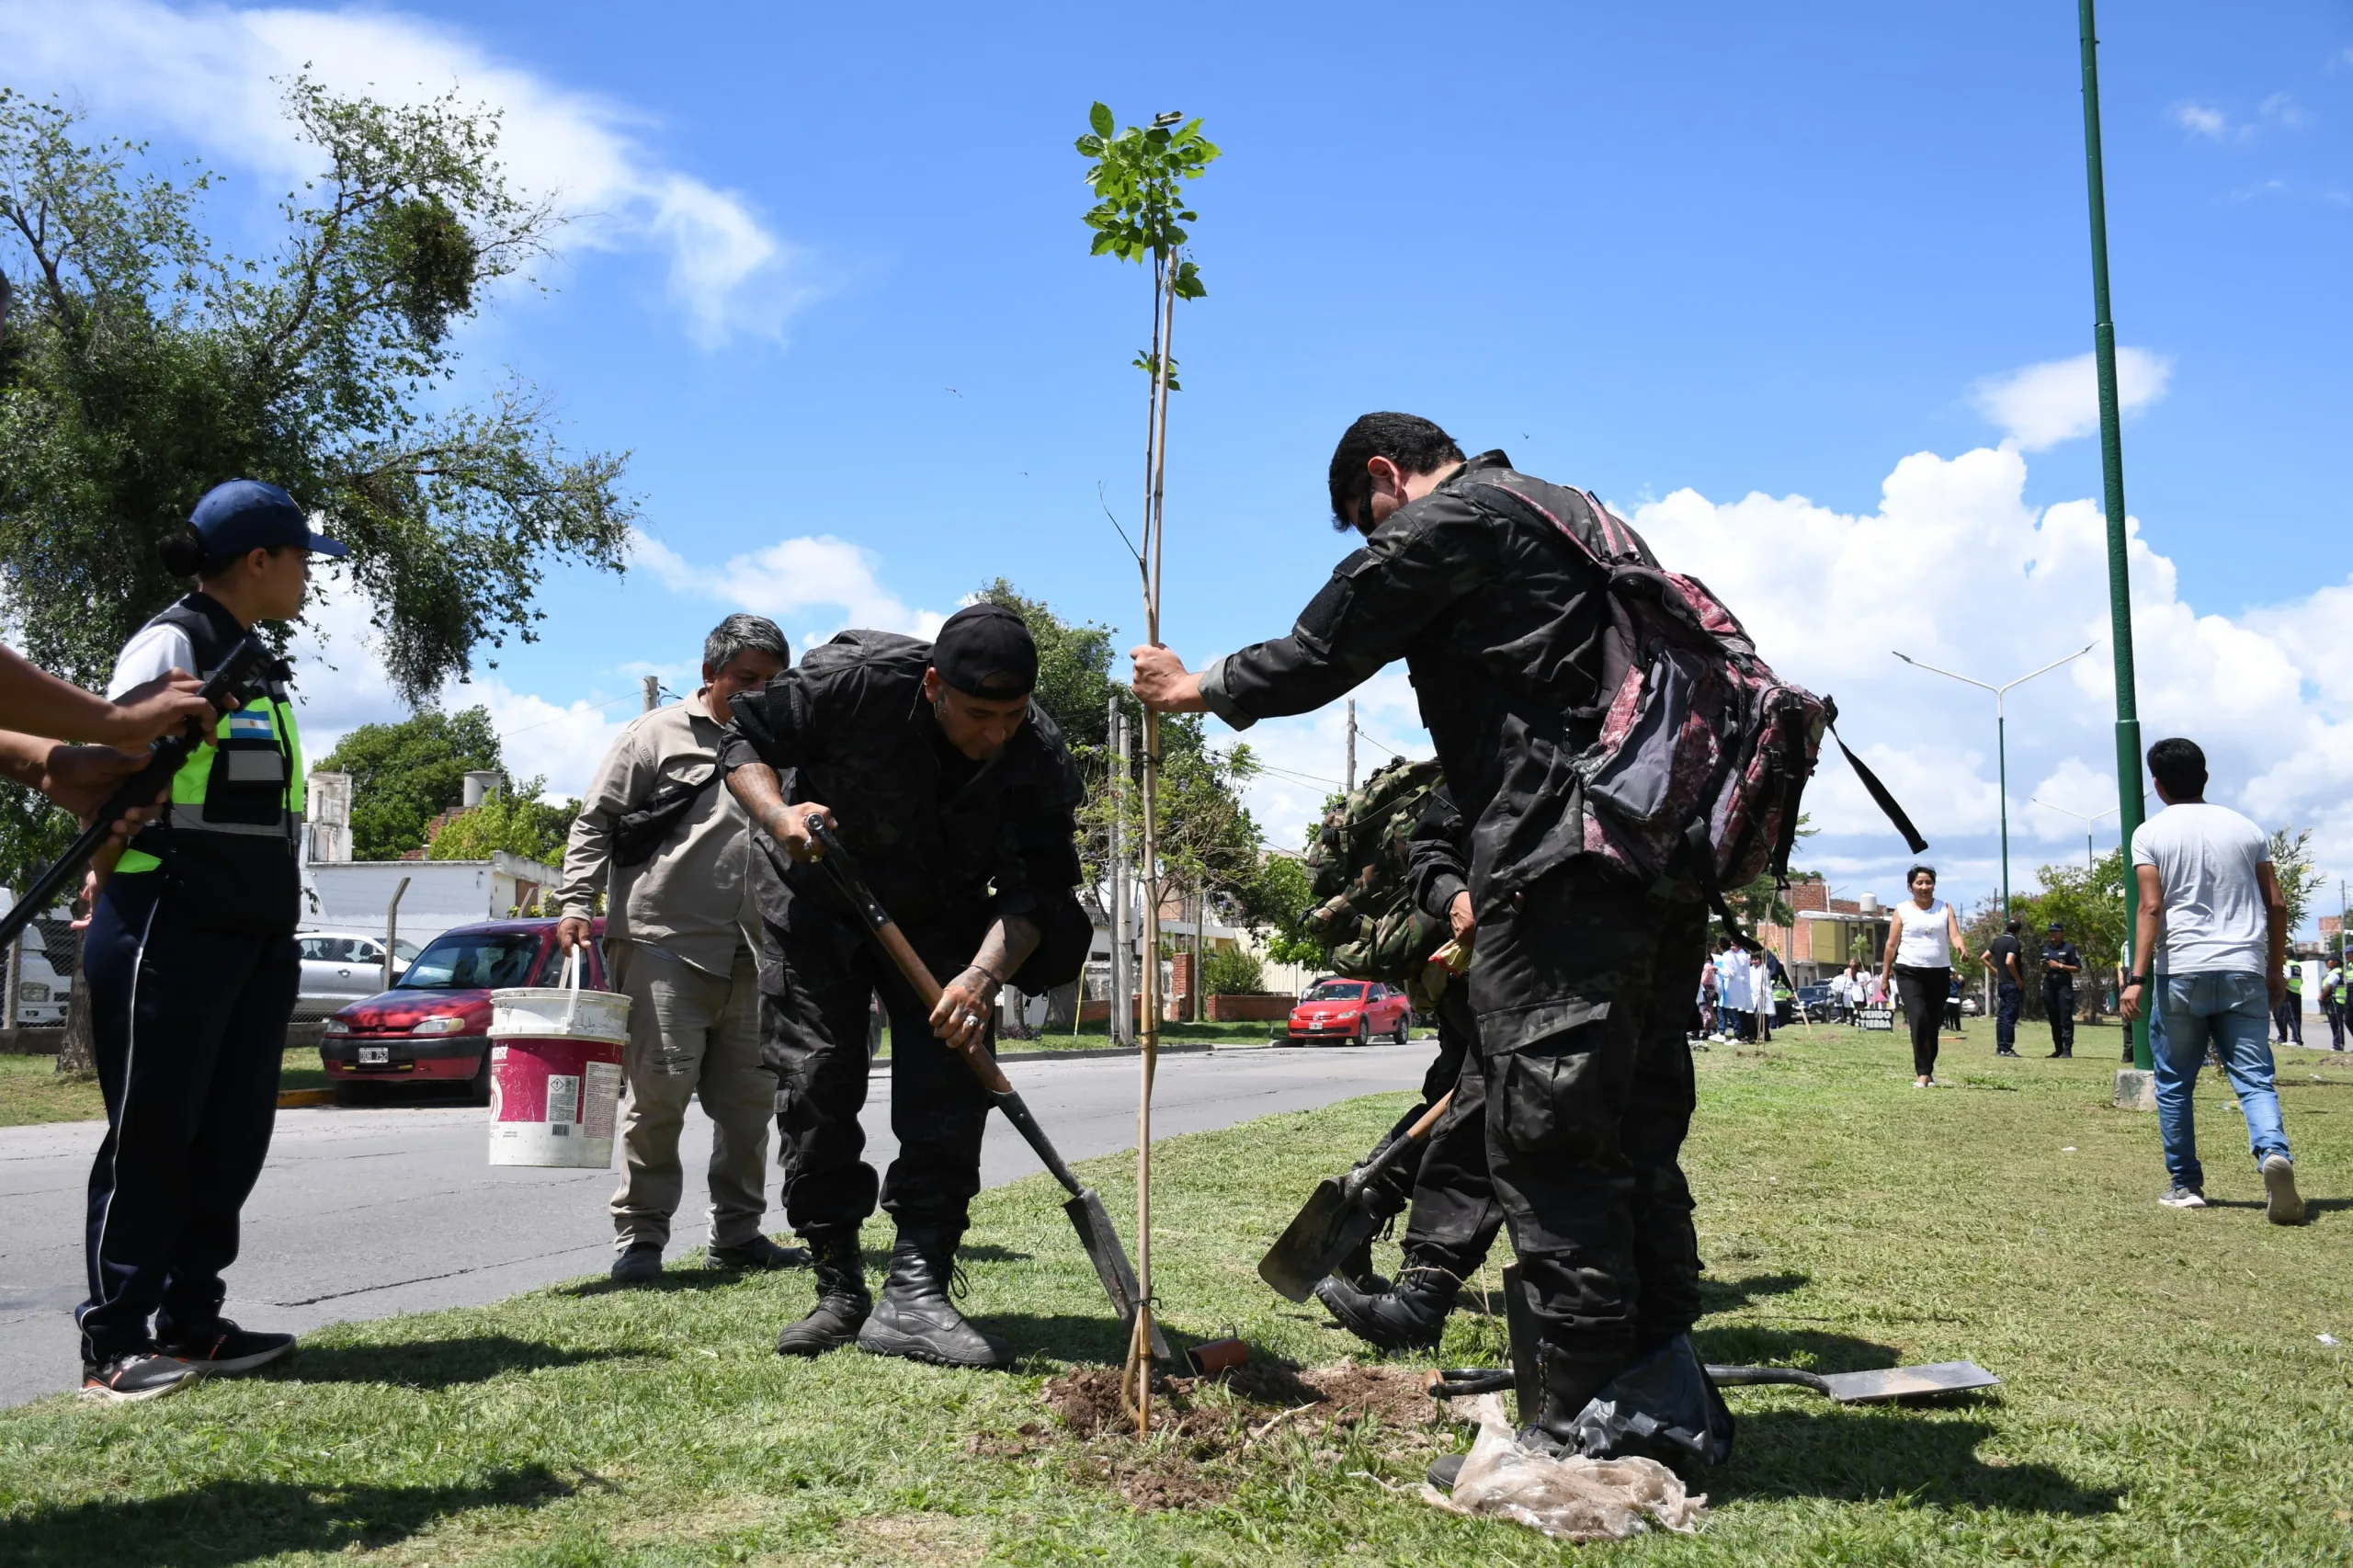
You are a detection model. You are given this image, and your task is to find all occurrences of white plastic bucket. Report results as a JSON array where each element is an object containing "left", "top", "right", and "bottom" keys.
[{"left": 486, "top": 950, "right": 631, "bottom": 1168}]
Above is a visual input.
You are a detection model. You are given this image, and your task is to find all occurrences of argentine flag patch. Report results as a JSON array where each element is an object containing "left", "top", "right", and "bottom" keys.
[{"left": 226, "top": 712, "right": 274, "bottom": 740}]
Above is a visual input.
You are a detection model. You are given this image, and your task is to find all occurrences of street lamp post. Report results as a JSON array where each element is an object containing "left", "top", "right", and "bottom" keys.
[
  {"left": 2079, "top": 0, "right": 2153, "bottom": 1077},
  {"left": 1893, "top": 643, "right": 2096, "bottom": 919},
  {"left": 2030, "top": 798, "right": 2120, "bottom": 872}
]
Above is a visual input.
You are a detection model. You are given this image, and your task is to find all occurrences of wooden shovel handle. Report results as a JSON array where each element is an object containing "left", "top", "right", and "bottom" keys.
[
  {"left": 872, "top": 918, "right": 1013, "bottom": 1095},
  {"left": 1405, "top": 1088, "right": 1454, "bottom": 1141}
]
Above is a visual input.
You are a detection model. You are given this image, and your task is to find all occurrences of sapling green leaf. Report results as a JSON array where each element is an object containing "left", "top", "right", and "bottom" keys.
[{"left": 1090, "top": 101, "right": 1116, "bottom": 138}]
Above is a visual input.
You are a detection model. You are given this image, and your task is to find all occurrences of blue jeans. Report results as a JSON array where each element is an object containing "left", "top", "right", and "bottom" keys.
[
  {"left": 2151, "top": 971, "right": 2289, "bottom": 1191},
  {"left": 1995, "top": 983, "right": 2022, "bottom": 1050}
]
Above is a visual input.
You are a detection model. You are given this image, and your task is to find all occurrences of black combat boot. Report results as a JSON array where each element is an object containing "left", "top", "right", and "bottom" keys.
[
  {"left": 1330, "top": 1236, "right": 1392, "bottom": 1296},
  {"left": 1517, "top": 1346, "right": 1634, "bottom": 1458},
  {"left": 855, "top": 1225, "right": 1011, "bottom": 1369},
  {"left": 775, "top": 1227, "right": 870, "bottom": 1358},
  {"left": 1313, "top": 1248, "right": 1464, "bottom": 1353}
]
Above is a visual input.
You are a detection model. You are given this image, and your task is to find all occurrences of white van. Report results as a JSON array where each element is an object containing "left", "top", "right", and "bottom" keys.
[{"left": 0, "top": 894, "right": 75, "bottom": 1027}]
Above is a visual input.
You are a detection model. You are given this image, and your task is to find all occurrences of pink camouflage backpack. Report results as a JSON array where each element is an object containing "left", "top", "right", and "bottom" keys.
[{"left": 1461, "top": 472, "right": 1925, "bottom": 937}]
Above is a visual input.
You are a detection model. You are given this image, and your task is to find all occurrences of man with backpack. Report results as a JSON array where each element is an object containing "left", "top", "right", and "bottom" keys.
[
  {"left": 722, "top": 605, "right": 1092, "bottom": 1368},
  {"left": 1133, "top": 413, "right": 1812, "bottom": 1470},
  {"left": 556, "top": 615, "right": 807, "bottom": 1286},
  {"left": 1313, "top": 782, "right": 1505, "bottom": 1352}
]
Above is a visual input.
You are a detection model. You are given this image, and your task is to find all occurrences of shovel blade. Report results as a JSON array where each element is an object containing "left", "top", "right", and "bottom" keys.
[
  {"left": 1064, "top": 1188, "right": 1172, "bottom": 1362},
  {"left": 1816, "top": 1361, "right": 2001, "bottom": 1403},
  {"left": 1257, "top": 1176, "right": 1360, "bottom": 1303}
]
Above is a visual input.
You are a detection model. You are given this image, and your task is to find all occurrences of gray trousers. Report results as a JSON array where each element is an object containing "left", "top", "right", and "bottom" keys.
[{"left": 607, "top": 941, "right": 774, "bottom": 1251}]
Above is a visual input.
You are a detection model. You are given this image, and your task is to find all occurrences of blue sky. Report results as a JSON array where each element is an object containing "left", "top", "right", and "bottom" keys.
[{"left": 6, "top": 1, "right": 2349, "bottom": 924}]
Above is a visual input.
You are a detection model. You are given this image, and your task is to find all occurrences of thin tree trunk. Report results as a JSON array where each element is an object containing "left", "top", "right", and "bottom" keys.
[{"left": 56, "top": 909, "right": 95, "bottom": 1076}]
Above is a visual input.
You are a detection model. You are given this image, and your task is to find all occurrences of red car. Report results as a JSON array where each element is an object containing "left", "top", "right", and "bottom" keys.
[
  {"left": 1288, "top": 976, "right": 1414, "bottom": 1046},
  {"left": 317, "top": 917, "right": 608, "bottom": 1103}
]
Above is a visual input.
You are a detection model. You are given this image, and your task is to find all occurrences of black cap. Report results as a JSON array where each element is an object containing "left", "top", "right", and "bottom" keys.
[
  {"left": 2047, "top": 921, "right": 2064, "bottom": 932},
  {"left": 931, "top": 603, "right": 1037, "bottom": 699}
]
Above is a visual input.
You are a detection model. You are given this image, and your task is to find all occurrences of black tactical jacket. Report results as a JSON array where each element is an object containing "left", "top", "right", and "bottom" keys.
[
  {"left": 718, "top": 631, "right": 1086, "bottom": 936},
  {"left": 1199, "top": 450, "right": 1649, "bottom": 903}
]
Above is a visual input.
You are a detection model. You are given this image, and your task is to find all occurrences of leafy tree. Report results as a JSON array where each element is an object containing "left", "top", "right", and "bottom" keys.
[
  {"left": 2268, "top": 825, "right": 2324, "bottom": 936},
  {"left": 1243, "top": 853, "right": 1320, "bottom": 966},
  {"left": 317, "top": 706, "right": 502, "bottom": 859},
  {"left": 1730, "top": 814, "right": 1816, "bottom": 929},
  {"left": 0, "top": 81, "right": 631, "bottom": 884},
  {"left": 1200, "top": 945, "right": 1266, "bottom": 996},
  {"left": 426, "top": 776, "right": 575, "bottom": 867},
  {"left": 2018, "top": 849, "right": 2129, "bottom": 994}
]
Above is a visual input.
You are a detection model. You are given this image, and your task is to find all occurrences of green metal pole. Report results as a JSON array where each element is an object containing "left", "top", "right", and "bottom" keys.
[
  {"left": 2079, "top": 0, "right": 2151, "bottom": 1071},
  {"left": 1997, "top": 708, "right": 2011, "bottom": 920}
]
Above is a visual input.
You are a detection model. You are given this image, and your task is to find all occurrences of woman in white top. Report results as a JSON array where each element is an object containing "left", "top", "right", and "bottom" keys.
[{"left": 1879, "top": 864, "right": 1970, "bottom": 1086}]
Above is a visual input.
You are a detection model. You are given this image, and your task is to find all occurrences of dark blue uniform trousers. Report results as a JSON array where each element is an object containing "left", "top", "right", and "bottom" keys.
[{"left": 75, "top": 872, "right": 299, "bottom": 1363}]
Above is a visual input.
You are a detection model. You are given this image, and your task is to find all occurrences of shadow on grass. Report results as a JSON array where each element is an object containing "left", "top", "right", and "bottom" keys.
[
  {"left": 978, "top": 1311, "right": 1146, "bottom": 1367},
  {"left": 959, "top": 1244, "right": 1037, "bottom": 1263},
  {"left": 1717, "top": 1406, "right": 2119, "bottom": 1517},
  {"left": 1697, "top": 1269, "right": 1811, "bottom": 1315},
  {"left": 0, "top": 1465, "right": 573, "bottom": 1566},
  {"left": 272, "top": 1335, "right": 654, "bottom": 1390},
  {"left": 1693, "top": 1324, "right": 1905, "bottom": 1371}
]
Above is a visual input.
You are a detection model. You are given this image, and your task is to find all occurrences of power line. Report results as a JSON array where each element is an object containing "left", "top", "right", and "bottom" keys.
[{"left": 499, "top": 688, "right": 643, "bottom": 738}]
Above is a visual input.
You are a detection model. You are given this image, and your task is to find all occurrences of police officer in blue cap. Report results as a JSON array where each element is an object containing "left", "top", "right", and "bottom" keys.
[{"left": 75, "top": 480, "right": 346, "bottom": 1402}]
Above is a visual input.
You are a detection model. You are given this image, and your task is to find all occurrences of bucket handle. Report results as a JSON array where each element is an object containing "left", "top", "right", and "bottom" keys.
[{"left": 560, "top": 946, "right": 583, "bottom": 1031}]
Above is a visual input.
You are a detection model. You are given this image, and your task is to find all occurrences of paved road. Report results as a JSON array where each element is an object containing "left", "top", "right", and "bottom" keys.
[{"left": 0, "top": 1042, "right": 1428, "bottom": 1407}]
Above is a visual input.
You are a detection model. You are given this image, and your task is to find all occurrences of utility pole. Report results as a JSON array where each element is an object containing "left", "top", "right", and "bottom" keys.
[
  {"left": 1109, "top": 699, "right": 1131, "bottom": 1047},
  {"left": 642, "top": 674, "right": 659, "bottom": 713},
  {"left": 2080, "top": 0, "right": 2153, "bottom": 1078},
  {"left": 1345, "top": 699, "right": 1357, "bottom": 796}
]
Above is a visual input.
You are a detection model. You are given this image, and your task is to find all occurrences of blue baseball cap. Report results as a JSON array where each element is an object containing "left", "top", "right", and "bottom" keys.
[{"left": 189, "top": 480, "right": 348, "bottom": 560}]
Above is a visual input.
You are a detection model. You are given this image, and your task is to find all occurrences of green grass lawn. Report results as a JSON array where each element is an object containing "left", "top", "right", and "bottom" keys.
[
  {"left": 6, "top": 1023, "right": 2353, "bottom": 1564},
  {"left": 0, "top": 1044, "right": 329, "bottom": 1127}
]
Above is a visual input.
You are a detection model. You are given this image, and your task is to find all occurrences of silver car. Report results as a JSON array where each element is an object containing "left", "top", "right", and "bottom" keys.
[{"left": 295, "top": 931, "right": 419, "bottom": 1020}]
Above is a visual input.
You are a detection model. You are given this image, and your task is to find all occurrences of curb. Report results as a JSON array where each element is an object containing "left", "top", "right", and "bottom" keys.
[{"left": 277, "top": 1087, "right": 338, "bottom": 1108}]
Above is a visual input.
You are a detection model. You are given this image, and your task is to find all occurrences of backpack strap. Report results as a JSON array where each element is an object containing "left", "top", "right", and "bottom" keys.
[
  {"left": 1681, "top": 819, "right": 1755, "bottom": 947},
  {"left": 1827, "top": 721, "right": 1928, "bottom": 854}
]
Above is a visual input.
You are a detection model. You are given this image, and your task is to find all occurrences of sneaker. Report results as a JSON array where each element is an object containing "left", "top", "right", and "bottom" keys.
[
  {"left": 611, "top": 1243, "right": 664, "bottom": 1286},
  {"left": 2261, "top": 1153, "right": 2305, "bottom": 1226},
  {"left": 2159, "top": 1185, "right": 2208, "bottom": 1210},
  {"left": 81, "top": 1350, "right": 202, "bottom": 1403},
  {"left": 707, "top": 1234, "right": 812, "bottom": 1271},
  {"left": 159, "top": 1320, "right": 296, "bottom": 1375}
]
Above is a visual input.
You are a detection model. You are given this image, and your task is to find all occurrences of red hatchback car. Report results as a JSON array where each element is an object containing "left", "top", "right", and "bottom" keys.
[
  {"left": 318, "top": 917, "right": 608, "bottom": 1103},
  {"left": 1287, "top": 976, "right": 1414, "bottom": 1046}
]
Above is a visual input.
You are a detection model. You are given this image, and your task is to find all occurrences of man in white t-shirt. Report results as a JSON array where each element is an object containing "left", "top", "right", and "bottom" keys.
[{"left": 2120, "top": 736, "right": 2302, "bottom": 1223}]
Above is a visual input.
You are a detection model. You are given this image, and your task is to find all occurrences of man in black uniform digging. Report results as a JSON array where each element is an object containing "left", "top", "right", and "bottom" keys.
[
  {"left": 722, "top": 604, "right": 1087, "bottom": 1369},
  {"left": 1318, "top": 786, "right": 1505, "bottom": 1353},
  {"left": 1133, "top": 413, "right": 1721, "bottom": 1464}
]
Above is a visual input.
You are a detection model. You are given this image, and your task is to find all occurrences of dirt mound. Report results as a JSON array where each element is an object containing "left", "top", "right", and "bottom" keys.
[{"left": 1038, "top": 1359, "right": 1446, "bottom": 1511}]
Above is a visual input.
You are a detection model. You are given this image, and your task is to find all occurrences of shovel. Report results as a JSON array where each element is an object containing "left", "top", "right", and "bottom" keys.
[
  {"left": 1428, "top": 1359, "right": 2001, "bottom": 1405},
  {"left": 1257, "top": 1088, "right": 1455, "bottom": 1303},
  {"left": 806, "top": 819, "right": 1170, "bottom": 1362}
]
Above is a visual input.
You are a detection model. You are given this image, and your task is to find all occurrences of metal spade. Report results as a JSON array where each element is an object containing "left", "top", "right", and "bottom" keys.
[{"left": 1257, "top": 1089, "right": 1455, "bottom": 1303}]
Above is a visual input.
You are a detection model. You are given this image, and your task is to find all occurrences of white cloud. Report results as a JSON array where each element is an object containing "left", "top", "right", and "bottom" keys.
[
  {"left": 631, "top": 530, "right": 949, "bottom": 647},
  {"left": 1968, "top": 347, "right": 2173, "bottom": 451},
  {"left": 2259, "top": 92, "right": 2310, "bottom": 129},
  {"left": 2171, "top": 101, "right": 2234, "bottom": 141},
  {"left": 0, "top": 0, "right": 809, "bottom": 348},
  {"left": 1229, "top": 668, "right": 1433, "bottom": 854}
]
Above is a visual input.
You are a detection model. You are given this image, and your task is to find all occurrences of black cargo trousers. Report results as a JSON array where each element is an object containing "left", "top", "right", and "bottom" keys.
[
  {"left": 1471, "top": 860, "right": 1710, "bottom": 1377},
  {"left": 1355, "top": 983, "right": 1504, "bottom": 1271},
  {"left": 758, "top": 903, "right": 995, "bottom": 1237}
]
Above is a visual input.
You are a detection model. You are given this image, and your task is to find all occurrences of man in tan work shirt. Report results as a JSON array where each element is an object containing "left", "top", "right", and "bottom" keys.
[{"left": 557, "top": 614, "right": 810, "bottom": 1285}]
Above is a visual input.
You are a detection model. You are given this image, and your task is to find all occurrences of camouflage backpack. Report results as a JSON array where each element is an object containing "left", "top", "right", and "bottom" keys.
[{"left": 1302, "top": 757, "right": 1449, "bottom": 1000}]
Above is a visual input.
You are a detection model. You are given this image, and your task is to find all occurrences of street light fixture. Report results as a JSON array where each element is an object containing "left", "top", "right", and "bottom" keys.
[
  {"left": 2030, "top": 798, "right": 2120, "bottom": 872},
  {"left": 1893, "top": 642, "right": 2096, "bottom": 919}
]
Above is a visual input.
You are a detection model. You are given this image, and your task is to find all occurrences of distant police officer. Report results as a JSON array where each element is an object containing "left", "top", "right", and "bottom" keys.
[
  {"left": 2276, "top": 962, "right": 2305, "bottom": 1048},
  {"left": 76, "top": 481, "right": 339, "bottom": 1402},
  {"left": 721, "top": 605, "right": 1089, "bottom": 1369},
  {"left": 2040, "top": 921, "right": 2083, "bottom": 1059}
]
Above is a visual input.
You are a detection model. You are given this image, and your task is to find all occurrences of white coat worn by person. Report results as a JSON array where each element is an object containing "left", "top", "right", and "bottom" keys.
[{"left": 556, "top": 616, "right": 810, "bottom": 1286}]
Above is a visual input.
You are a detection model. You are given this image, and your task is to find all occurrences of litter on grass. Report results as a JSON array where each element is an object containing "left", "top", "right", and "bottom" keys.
[
  {"left": 2319, "top": 1335, "right": 2340, "bottom": 1347},
  {"left": 1419, "top": 1394, "right": 1706, "bottom": 1542}
]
